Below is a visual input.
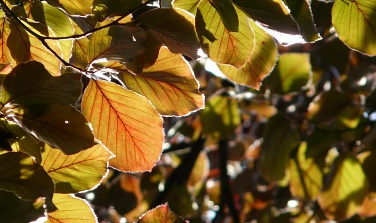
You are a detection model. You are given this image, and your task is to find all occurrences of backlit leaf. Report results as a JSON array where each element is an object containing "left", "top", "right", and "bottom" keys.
[
  {"left": 332, "top": 0, "right": 376, "bottom": 55},
  {"left": 0, "top": 190, "right": 45, "bottom": 223},
  {"left": 1, "top": 61, "right": 81, "bottom": 106},
  {"left": 200, "top": 96, "right": 240, "bottom": 139},
  {"left": 196, "top": 0, "right": 254, "bottom": 68},
  {"left": 0, "top": 17, "right": 62, "bottom": 75},
  {"left": 111, "top": 47, "right": 204, "bottom": 116},
  {"left": 82, "top": 79, "right": 164, "bottom": 172},
  {"left": 0, "top": 152, "right": 54, "bottom": 201},
  {"left": 173, "top": 0, "right": 200, "bottom": 15},
  {"left": 259, "top": 113, "right": 300, "bottom": 182},
  {"left": 92, "top": 0, "right": 142, "bottom": 21},
  {"left": 41, "top": 143, "right": 113, "bottom": 193},
  {"left": 217, "top": 19, "right": 278, "bottom": 89},
  {"left": 135, "top": 8, "right": 200, "bottom": 60},
  {"left": 87, "top": 24, "right": 146, "bottom": 64},
  {"left": 187, "top": 151, "right": 209, "bottom": 189},
  {"left": 9, "top": 104, "right": 95, "bottom": 155},
  {"left": 46, "top": 194, "right": 97, "bottom": 223},
  {"left": 69, "top": 20, "right": 90, "bottom": 69},
  {"left": 318, "top": 152, "right": 368, "bottom": 220},
  {"left": 45, "top": 0, "right": 94, "bottom": 16},
  {"left": 138, "top": 203, "right": 187, "bottom": 223}
]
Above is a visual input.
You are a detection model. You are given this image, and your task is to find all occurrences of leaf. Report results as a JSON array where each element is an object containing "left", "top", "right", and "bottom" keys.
[
  {"left": 231, "top": 0, "right": 300, "bottom": 36},
  {"left": 306, "top": 127, "right": 337, "bottom": 159},
  {"left": 358, "top": 193, "right": 376, "bottom": 218},
  {"left": 266, "top": 53, "right": 311, "bottom": 95},
  {"left": 109, "top": 47, "right": 204, "bottom": 116},
  {"left": 92, "top": 0, "right": 142, "bottom": 21},
  {"left": 0, "top": 17, "right": 62, "bottom": 75},
  {"left": 259, "top": 113, "right": 300, "bottom": 182},
  {"left": 135, "top": 8, "right": 200, "bottom": 60},
  {"left": 200, "top": 96, "right": 240, "bottom": 139},
  {"left": 69, "top": 20, "right": 90, "bottom": 69},
  {"left": 87, "top": 24, "right": 146, "bottom": 64},
  {"left": 358, "top": 151, "right": 376, "bottom": 193},
  {"left": 82, "top": 79, "right": 164, "bottom": 172},
  {"left": 45, "top": 0, "right": 94, "bottom": 16},
  {"left": 173, "top": 0, "right": 200, "bottom": 15},
  {"left": 138, "top": 203, "right": 187, "bottom": 223},
  {"left": 217, "top": 19, "right": 278, "bottom": 89},
  {"left": 46, "top": 194, "right": 97, "bottom": 223},
  {"left": 332, "top": 0, "right": 376, "bottom": 55},
  {"left": 196, "top": 0, "right": 254, "bottom": 68},
  {"left": 1, "top": 61, "right": 81, "bottom": 106},
  {"left": 0, "top": 190, "right": 45, "bottom": 223},
  {"left": 9, "top": 104, "right": 95, "bottom": 155},
  {"left": 187, "top": 151, "right": 209, "bottom": 188},
  {"left": 318, "top": 152, "right": 368, "bottom": 220},
  {"left": 0, "top": 152, "right": 54, "bottom": 201},
  {"left": 41, "top": 143, "right": 113, "bottom": 193}
]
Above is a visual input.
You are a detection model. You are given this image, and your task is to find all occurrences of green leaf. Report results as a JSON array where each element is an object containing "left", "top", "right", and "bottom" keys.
[
  {"left": 173, "top": 0, "right": 200, "bottom": 15},
  {"left": 288, "top": 142, "right": 323, "bottom": 200},
  {"left": 259, "top": 113, "right": 300, "bottom": 182},
  {"left": 200, "top": 96, "right": 240, "bottom": 139},
  {"left": 0, "top": 17, "right": 62, "bottom": 76},
  {"left": 135, "top": 8, "right": 200, "bottom": 60},
  {"left": 332, "top": 0, "right": 376, "bottom": 55},
  {"left": 1, "top": 61, "right": 81, "bottom": 106},
  {"left": 9, "top": 104, "right": 95, "bottom": 155},
  {"left": 69, "top": 20, "right": 90, "bottom": 69},
  {"left": 45, "top": 0, "right": 94, "bottom": 16},
  {"left": 0, "top": 152, "right": 54, "bottom": 201},
  {"left": 318, "top": 152, "right": 368, "bottom": 220},
  {"left": 138, "top": 203, "right": 187, "bottom": 223},
  {"left": 0, "top": 190, "right": 45, "bottom": 223},
  {"left": 92, "top": 0, "right": 142, "bottom": 21},
  {"left": 209, "top": 0, "right": 239, "bottom": 32},
  {"left": 196, "top": 0, "right": 254, "bottom": 68},
  {"left": 87, "top": 23, "right": 146, "bottom": 64},
  {"left": 46, "top": 194, "right": 97, "bottom": 223},
  {"left": 41, "top": 143, "right": 113, "bottom": 193},
  {"left": 306, "top": 127, "right": 337, "bottom": 159},
  {"left": 284, "top": 0, "right": 321, "bottom": 42},
  {"left": 358, "top": 151, "right": 376, "bottom": 193},
  {"left": 217, "top": 19, "right": 278, "bottom": 89},
  {"left": 266, "top": 53, "right": 311, "bottom": 95},
  {"left": 82, "top": 79, "right": 164, "bottom": 172},
  {"left": 106, "top": 47, "right": 204, "bottom": 116}
]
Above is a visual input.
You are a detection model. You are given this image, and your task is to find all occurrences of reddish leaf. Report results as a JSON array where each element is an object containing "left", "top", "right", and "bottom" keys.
[
  {"left": 82, "top": 79, "right": 164, "bottom": 172},
  {"left": 138, "top": 203, "right": 187, "bottom": 223}
]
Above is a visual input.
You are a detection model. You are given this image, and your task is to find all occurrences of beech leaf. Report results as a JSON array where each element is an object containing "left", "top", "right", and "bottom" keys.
[
  {"left": 45, "top": 0, "right": 94, "bottom": 16},
  {"left": 138, "top": 203, "right": 187, "bottom": 223}
]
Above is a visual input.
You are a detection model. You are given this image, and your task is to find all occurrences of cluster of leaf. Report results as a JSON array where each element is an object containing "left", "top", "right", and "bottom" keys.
[{"left": 1, "top": 0, "right": 376, "bottom": 222}]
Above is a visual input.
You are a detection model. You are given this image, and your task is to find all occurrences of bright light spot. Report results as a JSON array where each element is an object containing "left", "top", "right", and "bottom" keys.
[
  {"left": 162, "top": 142, "right": 171, "bottom": 150},
  {"left": 85, "top": 192, "right": 95, "bottom": 201},
  {"left": 358, "top": 77, "right": 367, "bottom": 86},
  {"left": 287, "top": 199, "right": 299, "bottom": 208},
  {"left": 120, "top": 217, "right": 127, "bottom": 223},
  {"left": 31, "top": 216, "right": 47, "bottom": 223},
  {"left": 206, "top": 210, "right": 216, "bottom": 220},
  {"left": 206, "top": 179, "right": 216, "bottom": 188},
  {"left": 263, "top": 27, "right": 305, "bottom": 46},
  {"left": 287, "top": 105, "right": 296, "bottom": 113},
  {"left": 197, "top": 48, "right": 207, "bottom": 58},
  {"left": 192, "top": 202, "right": 199, "bottom": 210},
  {"left": 323, "top": 81, "right": 331, "bottom": 91},
  {"left": 158, "top": 182, "right": 165, "bottom": 191},
  {"left": 257, "top": 185, "right": 268, "bottom": 192},
  {"left": 132, "top": 35, "right": 136, "bottom": 41},
  {"left": 204, "top": 58, "right": 227, "bottom": 78},
  {"left": 226, "top": 164, "right": 236, "bottom": 178},
  {"left": 64, "top": 120, "right": 69, "bottom": 124},
  {"left": 370, "top": 112, "right": 376, "bottom": 121}
]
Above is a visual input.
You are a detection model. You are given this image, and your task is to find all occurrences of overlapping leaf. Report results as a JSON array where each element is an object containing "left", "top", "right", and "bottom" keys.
[
  {"left": 196, "top": 0, "right": 254, "bottom": 68},
  {"left": 332, "top": 0, "right": 376, "bottom": 55},
  {"left": 46, "top": 194, "right": 97, "bottom": 223},
  {"left": 87, "top": 24, "right": 146, "bottom": 64},
  {"left": 217, "top": 19, "right": 278, "bottom": 89},
  {"left": 69, "top": 20, "right": 90, "bottom": 69},
  {"left": 0, "top": 152, "right": 54, "bottom": 201},
  {"left": 1, "top": 61, "right": 81, "bottom": 106},
  {"left": 173, "top": 0, "right": 200, "bottom": 15},
  {"left": 41, "top": 143, "right": 113, "bottom": 193},
  {"left": 0, "top": 17, "right": 62, "bottom": 75},
  {"left": 135, "top": 8, "right": 200, "bottom": 60},
  {"left": 107, "top": 47, "right": 204, "bottom": 116},
  {"left": 82, "top": 79, "right": 164, "bottom": 172},
  {"left": 92, "top": 0, "right": 142, "bottom": 21},
  {"left": 138, "top": 203, "right": 187, "bottom": 223},
  {"left": 318, "top": 152, "right": 368, "bottom": 220},
  {"left": 9, "top": 104, "right": 95, "bottom": 155},
  {"left": 45, "top": 0, "right": 94, "bottom": 16}
]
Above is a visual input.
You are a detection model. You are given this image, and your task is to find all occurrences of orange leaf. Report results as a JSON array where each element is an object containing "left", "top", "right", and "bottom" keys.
[
  {"left": 138, "top": 203, "right": 187, "bottom": 223},
  {"left": 82, "top": 79, "right": 164, "bottom": 172}
]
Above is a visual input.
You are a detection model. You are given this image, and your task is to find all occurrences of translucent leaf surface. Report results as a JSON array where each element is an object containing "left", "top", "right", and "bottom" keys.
[
  {"left": 200, "top": 96, "right": 240, "bottom": 139},
  {"left": 92, "top": 0, "right": 141, "bottom": 21},
  {"left": 69, "top": 20, "right": 90, "bottom": 69},
  {"left": 45, "top": 0, "right": 94, "bottom": 16},
  {"left": 318, "top": 152, "right": 368, "bottom": 220},
  {"left": 332, "top": 0, "right": 376, "bottom": 55},
  {"left": 173, "top": 0, "right": 200, "bottom": 15},
  {"left": 259, "top": 113, "right": 300, "bottom": 182},
  {"left": 46, "top": 194, "right": 97, "bottom": 223},
  {"left": 110, "top": 47, "right": 204, "bottom": 116},
  {"left": 138, "top": 203, "right": 187, "bottom": 223},
  {"left": 82, "top": 80, "right": 164, "bottom": 172},
  {"left": 196, "top": 0, "right": 254, "bottom": 68},
  {"left": 1, "top": 61, "right": 81, "bottom": 106},
  {"left": 0, "top": 152, "right": 54, "bottom": 201},
  {"left": 87, "top": 24, "right": 146, "bottom": 64},
  {"left": 135, "top": 8, "right": 200, "bottom": 60},
  {"left": 217, "top": 19, "right": 278, "bottom": 89},
  {"left": 10, "top": 104, "right": 95, "bottom": 155},
  {"left": 41, "top": 143, "right": 113, "bottom": 193}
]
